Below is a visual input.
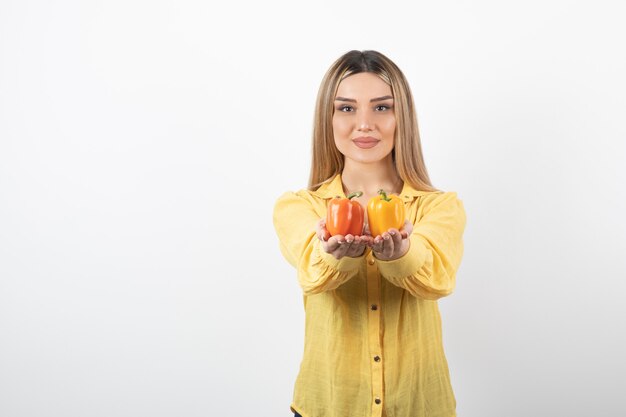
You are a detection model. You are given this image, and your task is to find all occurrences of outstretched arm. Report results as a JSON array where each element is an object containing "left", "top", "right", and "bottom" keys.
[
  {"left": 375, "top": 192, "right": 467, "bottom": 300},
  {"left": 273, "top": 191, "right": 367, "bottom": 295}
]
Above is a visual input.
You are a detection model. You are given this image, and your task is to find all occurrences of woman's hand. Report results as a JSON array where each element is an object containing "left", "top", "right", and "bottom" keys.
[
  {"left": 370, "top": 219, "right": 413, "bottom": 261},
  {"left": 316, "top": 219, "right": 371, "bottom": 259}
]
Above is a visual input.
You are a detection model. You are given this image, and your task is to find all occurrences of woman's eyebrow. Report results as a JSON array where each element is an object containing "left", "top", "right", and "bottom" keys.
[{"left": 335, "top": 95, "right": 394, "bottom": 103}]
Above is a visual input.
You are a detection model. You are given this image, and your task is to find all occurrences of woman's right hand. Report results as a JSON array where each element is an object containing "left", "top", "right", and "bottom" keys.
[{"left": 316, "top": 219, "right": 371, "bottom": 259}]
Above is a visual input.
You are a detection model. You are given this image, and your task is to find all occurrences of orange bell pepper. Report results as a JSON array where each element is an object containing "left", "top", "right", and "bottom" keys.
[
  {"left": 367, "top": 189, "right": 406, "bottom": 237},
  {"left": 326, "top": 191, "right": 364, "bottom": 237}
]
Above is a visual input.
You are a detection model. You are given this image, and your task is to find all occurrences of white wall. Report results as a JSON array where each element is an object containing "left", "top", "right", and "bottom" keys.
[{"left": 1, "top": 1, "right": 625, "bottom": 416}]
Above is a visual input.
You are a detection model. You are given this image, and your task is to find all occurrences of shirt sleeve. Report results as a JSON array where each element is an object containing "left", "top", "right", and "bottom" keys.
[
  {"left": 273, "top": 191, "right": 365, "bottom": 295},
  {"left": 375, "top": 191, "right": 466, "bottom": 300}
]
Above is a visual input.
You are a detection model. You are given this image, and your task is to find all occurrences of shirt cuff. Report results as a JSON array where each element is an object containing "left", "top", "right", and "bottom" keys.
[{"left": 374, "top": 237, "right": 428, "bottom": 279}]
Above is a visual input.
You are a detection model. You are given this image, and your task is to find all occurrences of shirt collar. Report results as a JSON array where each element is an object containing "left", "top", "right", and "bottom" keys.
[{"left": 311, "top": 173, "right": 432, "bottom": 202}]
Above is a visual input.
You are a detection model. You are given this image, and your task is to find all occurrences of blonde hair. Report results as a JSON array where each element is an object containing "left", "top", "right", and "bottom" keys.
[{"left": 308, "top": 50, "right": 438, "bottom": 192}]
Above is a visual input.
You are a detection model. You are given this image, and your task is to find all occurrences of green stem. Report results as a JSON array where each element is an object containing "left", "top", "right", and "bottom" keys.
[
  {"left": 347, "top": 191, "right": 363, "bottom": 200},
  {"left": 378, "top": 189, "right": 391, "bottom": 202}
]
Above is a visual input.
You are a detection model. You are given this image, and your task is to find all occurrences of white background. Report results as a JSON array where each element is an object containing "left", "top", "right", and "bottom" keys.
[{"left": 1, "top": 1, "right": 625, "bottom": 416}]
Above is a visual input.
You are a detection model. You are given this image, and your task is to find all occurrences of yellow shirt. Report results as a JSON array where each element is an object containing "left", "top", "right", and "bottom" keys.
[{"left": 273, "top": 174, "right": 466, "bottom": 417}]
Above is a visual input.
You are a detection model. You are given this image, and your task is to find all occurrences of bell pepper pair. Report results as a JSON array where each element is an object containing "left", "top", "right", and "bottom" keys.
[{"left": 326, "top": 190, "right": 405, "bottom": 237}]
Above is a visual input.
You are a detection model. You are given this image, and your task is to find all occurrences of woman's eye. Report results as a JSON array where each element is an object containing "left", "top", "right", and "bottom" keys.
[
  {"left": 338, "top": 105, "right": 354, "bottom": 112},
  {"left": 375, "top": 105, "right": 391, "bottom": 111}
]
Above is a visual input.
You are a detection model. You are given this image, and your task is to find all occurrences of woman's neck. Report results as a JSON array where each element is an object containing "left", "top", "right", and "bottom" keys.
[{"left": 341, "top": 156, "right": 403, "bottom": 197}]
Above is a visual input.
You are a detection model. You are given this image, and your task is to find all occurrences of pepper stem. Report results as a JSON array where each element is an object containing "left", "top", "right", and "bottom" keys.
[
  {"left": 378, "top": 189, "right": 391, "bottom": 202},
  {"left": 347, "top": 191, "right": 363, "bottom": 200}
]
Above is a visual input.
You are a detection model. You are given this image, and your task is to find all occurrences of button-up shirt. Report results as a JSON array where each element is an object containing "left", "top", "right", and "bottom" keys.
[{"left": 273, "top": 174, "right": 466, "bottom": 417}]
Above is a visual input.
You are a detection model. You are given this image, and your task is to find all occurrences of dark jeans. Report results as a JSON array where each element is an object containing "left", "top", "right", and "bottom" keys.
[{"left": 294, "top": 413, "right": 302, "bottom": 417}]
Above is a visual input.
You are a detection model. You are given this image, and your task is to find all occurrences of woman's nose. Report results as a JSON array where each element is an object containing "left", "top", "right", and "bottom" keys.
[{"left": 357, "top": 112, "right": 373, "bottom": 131}]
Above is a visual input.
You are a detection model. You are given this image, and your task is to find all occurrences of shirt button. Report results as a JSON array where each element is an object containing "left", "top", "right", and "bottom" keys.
[
  {"left": 368, "top": 258, "right": 375, "bottom": 265},
  {"left": 374, "top": 355, "right": 381, "bottom": 362},
  {"left": 371, "top": 304, "right": 378, "bottom": 311},
  {"left": 375, "top": 397, "right": 382, "bottom": 405}
]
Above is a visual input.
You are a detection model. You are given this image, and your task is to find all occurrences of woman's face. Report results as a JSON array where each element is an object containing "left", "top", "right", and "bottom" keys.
[{"left": 332, "top": 72, "right": 396, "bottom": 165}]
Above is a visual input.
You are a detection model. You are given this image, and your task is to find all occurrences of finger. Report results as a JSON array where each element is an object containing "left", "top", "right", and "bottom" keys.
[
  {"left": 322, "top": 222, "right": 332, "bottom": 241},
  {"left": 378, "top": 232, "right": 389, "bottom": 256},
  {"left": 345, "top": 237, "right": 358, "bottom": 256},
  {"left": 382, "top": 232, "right": 395, "bottom": 258},
  {"left": 400, "top": 220, "right": 413, "bottom": 239},
  {"left": 348, "top": 242, "right": 366, "bottom": 257},
  {"left": 349, "top": 235, "right": 363, "bottom": 249},
  {"left": 388, "top": 228, "right": 402, "bottom": 247},
  {"left": 358, "top": 236, "right": 374, "bottom": 249},
  {"left": 324, "top": 235, "right": 343, "bottom": 252},
  {"left": 372, "top": 236, "right": 383, "bottom": 253},
  {"left": 350, "top": 236, "right": 365, "bottom": 250},
  {"left": 319, "top": 231, "right": 331, "bottom": 242},
  {"left": 335, "top": 239, "right": 351, "bottom": 258},
  {"left": 340, "top": 236, "right": 355, "bottom": 257}
]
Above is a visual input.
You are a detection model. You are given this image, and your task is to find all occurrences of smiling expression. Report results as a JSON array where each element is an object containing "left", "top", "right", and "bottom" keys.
[{"left": 332, "top": 72, "right": 396, "bottom": 165}]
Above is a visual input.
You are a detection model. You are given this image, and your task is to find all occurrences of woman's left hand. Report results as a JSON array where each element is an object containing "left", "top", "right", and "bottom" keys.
[{"left": 370, "top": 220, "right": 413, "bottom": 261}]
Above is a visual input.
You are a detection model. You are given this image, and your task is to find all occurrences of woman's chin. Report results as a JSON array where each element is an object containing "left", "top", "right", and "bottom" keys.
[{"left": 343, "top": 152, "right": 392, "bottom": 165}]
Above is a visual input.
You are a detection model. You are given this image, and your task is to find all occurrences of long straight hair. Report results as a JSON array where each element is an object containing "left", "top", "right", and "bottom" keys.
[{"left": 308, "top": 50, "right": 438, "bottom": 192}]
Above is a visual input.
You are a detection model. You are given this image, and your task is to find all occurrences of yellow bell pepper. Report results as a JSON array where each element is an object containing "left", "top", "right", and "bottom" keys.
[{"left": 367, "top": 189, "right": 406, "bottom": 237}]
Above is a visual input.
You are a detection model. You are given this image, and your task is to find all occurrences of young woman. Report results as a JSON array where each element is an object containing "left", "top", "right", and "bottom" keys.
[{"left": 273, "top": 50, "right": 466, "bottom": 417}]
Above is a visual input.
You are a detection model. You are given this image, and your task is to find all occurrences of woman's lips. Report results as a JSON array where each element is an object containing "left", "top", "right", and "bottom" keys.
[{"left": 353, "top": 137, "right": 380, "bottom": 149}]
